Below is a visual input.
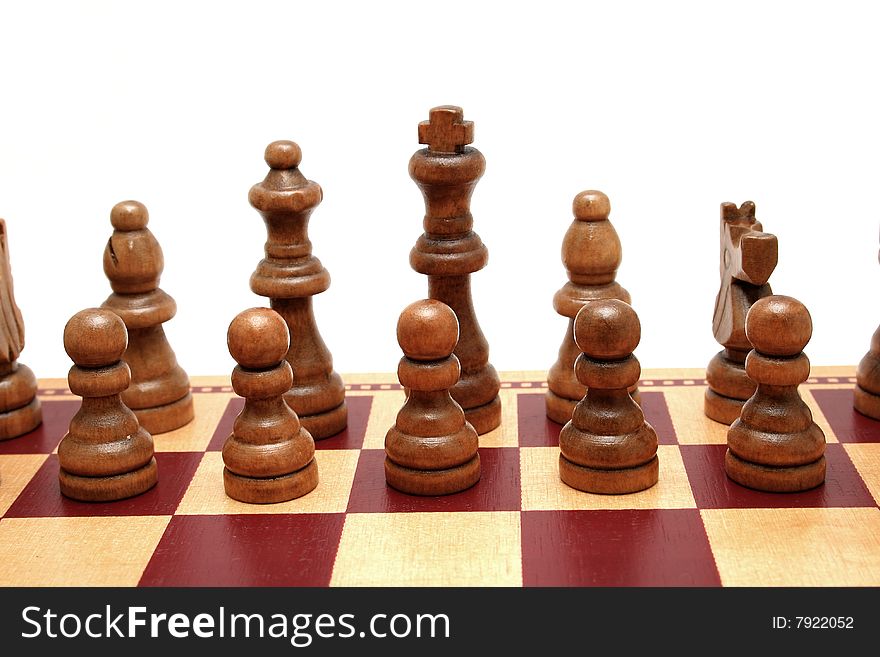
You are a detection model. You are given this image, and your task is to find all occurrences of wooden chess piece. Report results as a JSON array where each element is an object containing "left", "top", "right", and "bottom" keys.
[
  {"left": 222, "top": 308, "right": 319, "bottom": 503},
  {"left": 409, "top": 105, "right": 501, "bottom": 435},
  {"left": 249, "top": 140, "right": 347, "bottom": 440},
  {"left": 385, "top": 299, "right": 481, "bottom": 495},
  {"left": 559, "top": 299, "right": 659, "bottom": 494},
  {"left": 0, "top": 219, "right": 41, "bottom": 440},
  {"left": 101, "top": 201, "right": 194, "bottom": 434},
  {"left": 855, "top": 231, "right": 880, "bottom": 419},
  {"left": 706, "top": 201, "right": 777, "bottom": 424},
  {"left": 58, "top": 308, "right": 158, "bottom": 501},
  {"left": 546, "top": 190, "right": 634, "bottom": 424},
  {"left": 726, "top": 295, "right": 826, "bottom": 492}
]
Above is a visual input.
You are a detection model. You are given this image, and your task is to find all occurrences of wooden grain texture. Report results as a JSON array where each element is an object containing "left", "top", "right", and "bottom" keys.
[
  {"left": 330, "top": 511, "right": 522, "bottom": 587},
  {"left": 57, "top": 308, "right": 158, "bottom": 502},
  {"left": 546, "top": 190, "right": 633, "bottom": 424},
  {"left": 706, "top": 201, "right": 777, "bottom": 424},
  {"left": 249, "top": 141, "right": 347, "bottom": 440},
  {"left": 222, "top": 308, "right": 318, "bottom": 503},
  {"left": 101, "top": 201, "right": 193, "bottom": 434},
  {"left": 409, "top": 106, "right": 501, "bottom": 435},
  {"left": 1, "top": 367, "right": 878, "bottom": 587},
  {"left": 702, "top": 507, "right": 880, "bottom": 586},
  {"left": 726, "top": 295, "right": 826, "bottom": 492},
  {"left": 0, "top": 219, "right": 41, "bottom": 440},
  {"left": 0, "top": 516, "right": 171, "bottom": 586},
  {"left": 385, "top": 299, "right": 480, "bottom": 495},
  {"left": 559, "top": 299, "right": 659, "bottom": 494}
]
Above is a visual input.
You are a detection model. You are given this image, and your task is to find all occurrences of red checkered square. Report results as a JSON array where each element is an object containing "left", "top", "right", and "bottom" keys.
[
  {"left": 681, "top": 443, "right": 875, "bottom": 509},
  {"left": 4, "top": 452, "right": 201, "bottom": 517},
  {"left": 346, "top": 448, "right": 521, "bottom": 513},
  {"left": 521, "top": 509, "right": 721, "bottom": 586},
  {"left": 139, "top": 513, "right": 345, "bottom": 586}
]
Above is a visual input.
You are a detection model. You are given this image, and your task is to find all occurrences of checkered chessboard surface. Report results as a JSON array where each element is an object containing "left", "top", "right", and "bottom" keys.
[{"left": 1, "top": 367, "right": 878, "bottom": 587}]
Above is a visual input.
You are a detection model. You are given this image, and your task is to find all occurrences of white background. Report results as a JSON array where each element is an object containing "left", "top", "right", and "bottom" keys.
[{"left": 1, "top": 1, "right": 878, "bottom": 379}]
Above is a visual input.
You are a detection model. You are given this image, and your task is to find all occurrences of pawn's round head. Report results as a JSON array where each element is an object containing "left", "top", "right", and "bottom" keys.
[
  {"left": 265, "top": 140, "right": 302, "bottom": 170},
  {"left": 397, "top": 299, "right": 459, "bottom": 361},
  {"left": 110, "top": 200, "right": 149, "bottom": 231},
  {"left": 573, "top": 298, "right": 640, "bottom": 360},
  {"left": 63, "top": 308, "right": 128, "bottom": 367},
  {"left": 227, "top": 308, "right": 290, "bottom": 369},
  {"left": 572, "top": 190, "right": 611, "bottom": 222},
  {"left": 746, "top": 295, "right": 812, "bottom": 357}
]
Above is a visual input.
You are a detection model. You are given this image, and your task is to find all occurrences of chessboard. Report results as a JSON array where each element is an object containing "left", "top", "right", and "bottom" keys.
[{"left": 1, "top": 366, "right": 878, "bottom": 587}]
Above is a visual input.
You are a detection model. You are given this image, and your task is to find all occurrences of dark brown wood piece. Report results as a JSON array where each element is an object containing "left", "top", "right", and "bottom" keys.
[
  {"left": 385, "top": 299, "right": 481, "bottom": 495},
  {"left": 726, "top": 295, "right": 826, "bottom": 492},
  {"left": 559, "top": 299, "right": 659, "bottom": 494},
  {"left": 546, "top": 190, "right": 633, "bottom": 424},
  {"left": 58, "top": 308, "right": 158, "bottom": 502},
  {"left": 101, "top": 201, "right": 193, "bottom": 434},
  {"left": 0, "top": 219, "right": 41, "bottom": 440},
  {"left": 222, "top": 307, "right": 318, "bottom": 503},
  {"left": 409, "top": 106, "right": 501, "bottom": 435},
  {"left": 855, "top": 230, "right": 880, "bottom": 419},
  {"left": 706, "top": 201, "right": 778, "bottom": 424},
  {"left": 249, "top": 141, "right": 347, "bottom": 440}
]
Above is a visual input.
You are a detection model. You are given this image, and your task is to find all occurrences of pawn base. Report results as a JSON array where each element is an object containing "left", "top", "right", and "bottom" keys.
[
  {"left": 224, "top": 458, "right": 319, "bottom": 504},
  {"left": 0, "top": 396, "right": 42, "bottom": 441},
  {"left": 704, "top": 388, "right": 747, "bottom": 425},
  {"left": 854, "top": 385, "right": 880, "bottom": 421},
  {"left": 462, "top": 396, "right": 501, "bottom": 435},
  {"left": 546, "top": 388, "right": 641, "bottom": 425},
  {"left": 298, "top": 402, "right": 348, "bottom": 441},
  {"left": 60, "top": 457, "right": 158, "bottom": 502},
  {"left": 132, "top": 392, "right": 194, "bottom": 435},
  {"left": 725, "top": 450, "right": 826, "bottom": 492},
  {"left": 385, "top": 454, "right": 481, "bottom": 496},
  {"left": 559, "top": 454, "right": 658, "bottom": 494}
]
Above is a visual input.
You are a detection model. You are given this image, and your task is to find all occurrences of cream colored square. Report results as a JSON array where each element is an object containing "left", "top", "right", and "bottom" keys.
[
  {"left": 331, "top": 511, "right": 522, "bottom": 587},
  {"left": 520, "top": 445, "right": 696, "bottom": 510},
  {"left": 0, "top": 454, "right": 48, "bottom": 516},
  {"left": 0, "top": 515, "right": 171, "bottom": 586},
  {"left": 844, "top": 444, "right": 880, "bottom": 505},
  {"left": 153, "top": 392, "right": 233, "bottom": 452},
  {"left": 701, "top": 507, "right": 880, "bottom": 586},
  {"left": 362, "top": 390, "right": 405, "bottom": 449},
  {"left": 663, "top": 386, "right": 730, "bottom": 444},
  {"left": 175, "top": 450, "right": 359, "bottom": 514}
]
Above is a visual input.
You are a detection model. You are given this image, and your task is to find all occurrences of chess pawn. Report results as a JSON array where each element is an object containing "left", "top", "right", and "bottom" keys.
[
  {"left": 559, "top": 299, "right": 659, "bottom": 494},
  {"left": 385, "top": 299, "right": 481, "bottom": 495},
  {"left": 854, "top": 233, "right": 880, "bottom": 419},
  {"left": 58, "top": 308, "right": 158, "bottom": 501},
  {"left": 546, "top": 191, "right": 634, "bottom": 424},
  {"left": 855, "top": 325, "right": 880, "bottom": 419},
  {"left": 223, "top": 308, "right": 319, "bottom": 503},
  {"left": 0, "top": 219, "right": 41, "bottom": 440},
  {"left": 726, "top": 296, "right": 826, "bottom": 492},
  {"left": 409, "top": 105, "right": 501, "bottom": 435},
  {"left": 102, "top": 201, "right": 194, "bottom": 434},
  {"left": 249, "top": 140, "right": 347, "bottom": 440}
]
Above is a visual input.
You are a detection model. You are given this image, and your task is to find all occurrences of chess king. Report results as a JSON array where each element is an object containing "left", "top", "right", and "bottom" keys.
[{"left": 409, "top": 106, "right": 502, "bottom": 435}]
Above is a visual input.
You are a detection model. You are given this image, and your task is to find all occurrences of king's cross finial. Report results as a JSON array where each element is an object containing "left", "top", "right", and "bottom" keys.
[{"left": 418, "top": 106, "right": 474, "bottom": 154}]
